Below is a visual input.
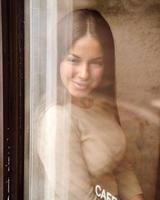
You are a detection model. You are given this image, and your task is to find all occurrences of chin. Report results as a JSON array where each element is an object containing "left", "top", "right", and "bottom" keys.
[{"left": 69, "top": 89, "right": 90, "bottom": 98}]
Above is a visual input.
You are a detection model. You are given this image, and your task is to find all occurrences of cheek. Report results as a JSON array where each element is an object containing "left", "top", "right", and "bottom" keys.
[
  {"left": 92, "top": 68, "right": 104, "bottom": 82},
  {"left": 60, "top": 63, "right": 74, "bottom": 82}
]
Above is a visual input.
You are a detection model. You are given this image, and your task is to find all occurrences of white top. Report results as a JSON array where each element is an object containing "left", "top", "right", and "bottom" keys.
[{"left": 37, "top": 103, "right": 142, "bottom": 200}]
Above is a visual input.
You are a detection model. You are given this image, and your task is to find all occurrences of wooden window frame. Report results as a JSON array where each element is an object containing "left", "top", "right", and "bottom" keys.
[{"left": 2, "top": 0, "right": 24, "bottom": 199}]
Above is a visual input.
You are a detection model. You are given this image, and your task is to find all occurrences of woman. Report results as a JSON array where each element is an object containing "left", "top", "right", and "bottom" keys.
[{"left": 38, "top": 9, "right": 144, "bottom": 200}]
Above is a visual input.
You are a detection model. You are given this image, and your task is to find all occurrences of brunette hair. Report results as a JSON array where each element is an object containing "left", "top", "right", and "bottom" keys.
[{"left": 57, "top": 9, "right": 116, "bottom": 111}]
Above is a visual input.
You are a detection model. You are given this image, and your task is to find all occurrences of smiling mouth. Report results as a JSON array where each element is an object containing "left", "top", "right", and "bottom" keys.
[{"left": 72, "top": 80, "right": 88, "bottom": 90}]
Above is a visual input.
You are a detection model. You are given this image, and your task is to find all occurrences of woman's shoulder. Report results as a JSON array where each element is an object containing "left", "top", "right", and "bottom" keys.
[
  {"left": 39, "top": 104, "right": 69, "bottom": 120},
  {"left": 35, "top": 104, "right": 65, "bottom": 136},
  {"left": 45, "top": 104, "right": 63, "bottom": 113},
  {"left": 37, "top": 104, "right": 67, "bottom": 143}
]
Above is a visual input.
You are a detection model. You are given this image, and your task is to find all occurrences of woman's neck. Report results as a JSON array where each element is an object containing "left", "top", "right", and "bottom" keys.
[{"left": 71, "top": 96, "right": 94, "bottom": 109}]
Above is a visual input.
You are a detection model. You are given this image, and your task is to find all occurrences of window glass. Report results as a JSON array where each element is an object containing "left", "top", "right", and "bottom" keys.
[{"left": 25, "top": 1, "right": 160, "bottom": 200}]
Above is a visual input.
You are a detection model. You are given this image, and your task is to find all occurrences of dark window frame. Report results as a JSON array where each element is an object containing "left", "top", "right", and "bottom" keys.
[
  {"left": 2, "top": 0, "right": 24, "bottom": 199},
  {"left": 156, "top": 153, "right": 160, "bottom": 200}
]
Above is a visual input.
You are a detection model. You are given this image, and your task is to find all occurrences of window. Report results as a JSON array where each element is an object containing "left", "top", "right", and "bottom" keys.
[{"left": 1, "top": 0, "right": 160, "bottom": 199}]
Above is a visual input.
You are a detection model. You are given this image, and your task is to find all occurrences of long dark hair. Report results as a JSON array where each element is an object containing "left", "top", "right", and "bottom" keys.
[{"left": 57, "top": 9, "right": 117, "bottom": 116}]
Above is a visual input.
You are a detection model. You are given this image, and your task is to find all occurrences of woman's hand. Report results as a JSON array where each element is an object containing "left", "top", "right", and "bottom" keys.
[{"left": 130, "top": 194, "right": 144, "bottom": 200}]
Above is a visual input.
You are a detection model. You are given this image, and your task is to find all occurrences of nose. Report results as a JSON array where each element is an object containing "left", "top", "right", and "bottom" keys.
[{"left": 78, "top": 63, "right": 89, "bottom": 80}]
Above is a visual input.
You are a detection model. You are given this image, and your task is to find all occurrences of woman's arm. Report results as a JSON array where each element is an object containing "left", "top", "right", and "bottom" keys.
[
  {"left": 131, "top": 194, "right": 144, "bottom": 200},
  {"left": 115, "top": 157, "right": 144, "bottom": 200}
]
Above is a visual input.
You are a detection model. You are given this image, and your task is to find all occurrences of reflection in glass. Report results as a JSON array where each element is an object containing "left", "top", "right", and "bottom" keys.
[{"left": 25, "top": 1, "right": 160, "bottom": 200}]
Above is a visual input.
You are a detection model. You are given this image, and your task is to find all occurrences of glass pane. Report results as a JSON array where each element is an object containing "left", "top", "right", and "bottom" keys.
[
  {"left": 25, "top": 1, "right": 160, "bottom": 200},
  {"left": 25, "top": 0, "right": 73, "bottom": 199}
]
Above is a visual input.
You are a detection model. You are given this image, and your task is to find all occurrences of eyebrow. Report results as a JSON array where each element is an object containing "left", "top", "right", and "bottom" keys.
[
  {"left": 68, "top": 53, "right": 81, "bottom": 59},
  {"left": 91, "top": 57, "right": 104, "bottom": 61},
  {"left": 68, "top": 53, "right": 103, "bottom": 60}
]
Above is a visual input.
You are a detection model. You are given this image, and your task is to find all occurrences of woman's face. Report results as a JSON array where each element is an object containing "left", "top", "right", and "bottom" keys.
[{"left": 60, "top": 35, "right": 104, "bottom": 98}]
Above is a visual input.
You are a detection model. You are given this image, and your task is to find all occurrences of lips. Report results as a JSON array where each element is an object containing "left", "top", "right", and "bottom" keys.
[{"left": 72, "top": 80, "right": 89, "bottom": 90}]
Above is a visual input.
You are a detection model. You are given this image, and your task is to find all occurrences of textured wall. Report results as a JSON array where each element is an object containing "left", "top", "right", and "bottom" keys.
[
  {"left": 58, "top": 1, "right": 160, "bottom": 199},
  {"left": 104, "top": 5, "right": 160, "bottom": 200},
  {"left": 111, "top": 11, "right": 160, "bottom": 200}
]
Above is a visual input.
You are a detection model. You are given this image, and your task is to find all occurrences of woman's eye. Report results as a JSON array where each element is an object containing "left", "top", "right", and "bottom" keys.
[
  {"left": 67, "top": 58, "right": 79, "bottom": 64},
  {"left": 90, "top": 61, "right": 104, "bottom": 67}
]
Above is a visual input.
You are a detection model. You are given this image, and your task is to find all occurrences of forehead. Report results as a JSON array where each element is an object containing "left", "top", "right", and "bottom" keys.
[{"left": 69, "top": 35, "right": 104, "bottom": 58}]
